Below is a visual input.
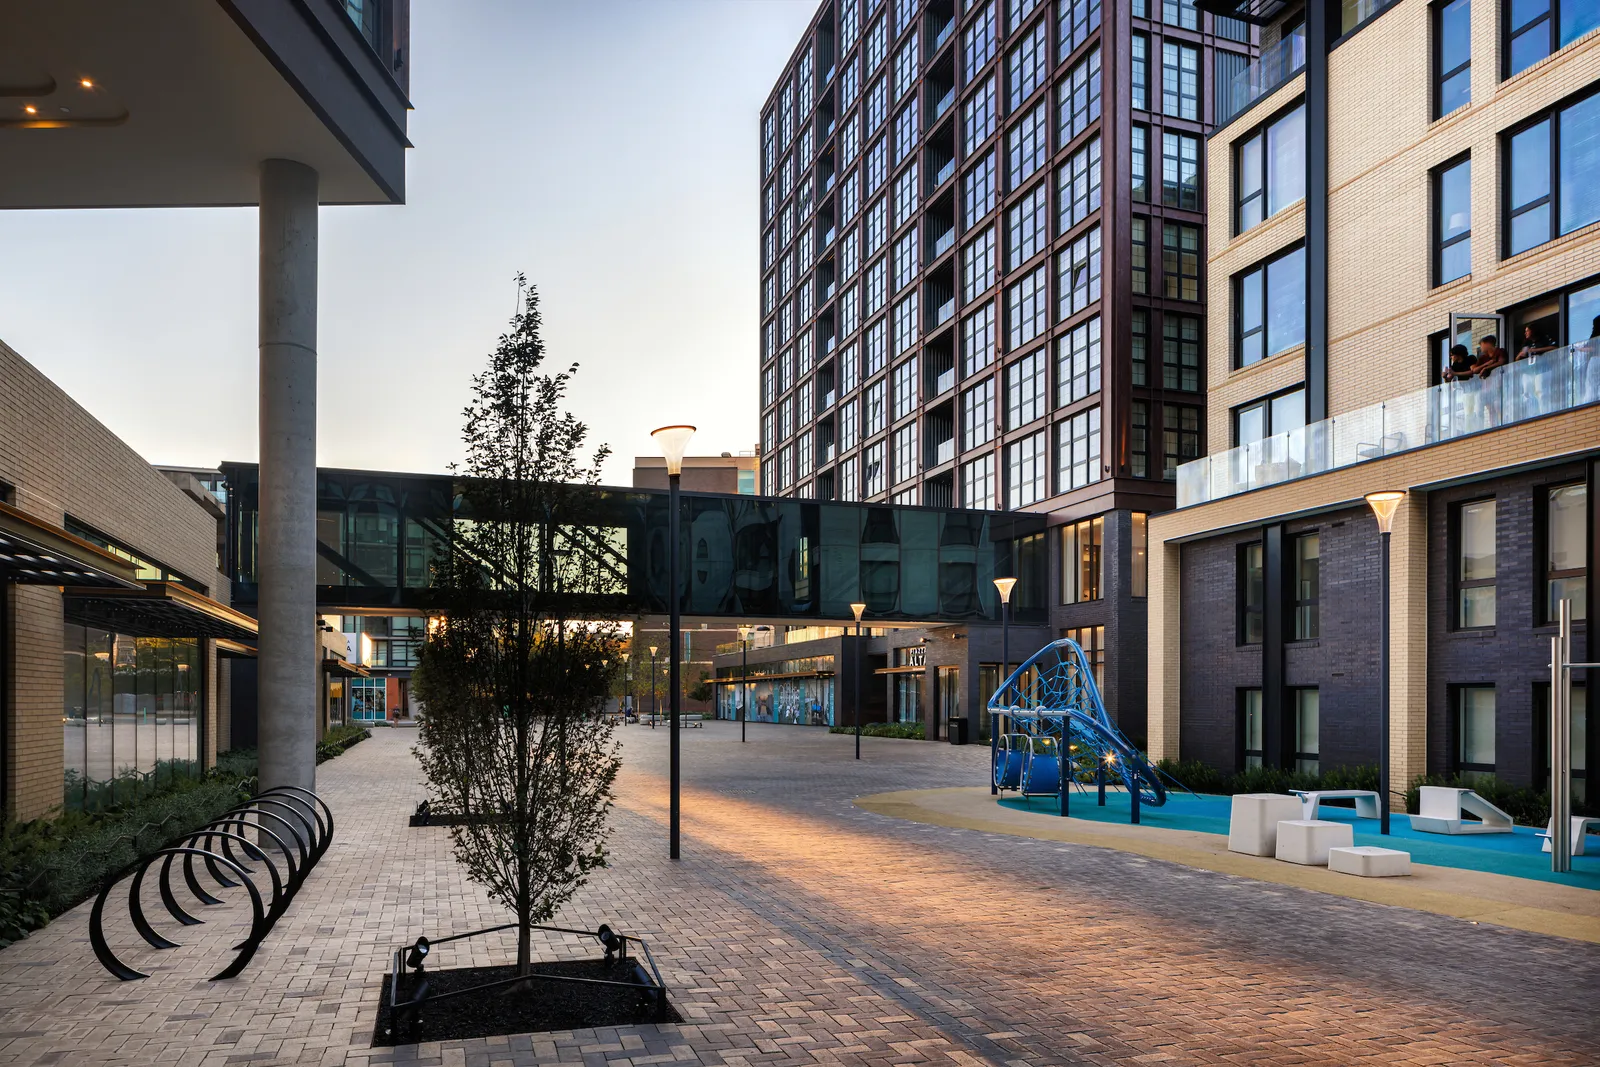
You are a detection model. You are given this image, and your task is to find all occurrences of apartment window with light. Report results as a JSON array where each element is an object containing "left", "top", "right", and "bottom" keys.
[
  {"left": 1543, "top": 482, "right": 1588, "bottom": 622},
  {"left": 1058, "top": 47, "right": 1102, "bottom": 145},
  {"left": 1239, "top": 542, "right": 1264, "bottom": 643},
  {"left": 894, "top": 228, "right": 920, "bottom": 292},
  {"left": 1434, "top": 155, "right": 1472, "bottom": 285},
  {"left": 964, "top": 228, "right": 996, "bottom": 301},
  {"left": 1060, "top": 516, "right": 1104, "bottom": 603},
  {"left": 1507, "top": 0, "right": 1599, "bottom": 76},
  {"left": 1008, "top": 101, "right": 1049, "bottom": 188},
  {"left": 863, "top": 440, "right": 887, "bottom": 497},
  {"left": 1162, "top": 132, "right": 1200, "bottom": 209},
  {"left": 1293, "top": 689, "right": 1320, "bottom": 773},
  {"left": 1131, "top": 513, "right": 1148, "bottom": 596},
  {"left": 1008, "top": 265, "right": 1049, "bottom": 349},
  {"left": 1162, "top": 315, "right": 1201, "bottom": 390},
  {"left": 1008, "top": 183, "right": 1048, "bottom": 268},
  {"left": 1058, "top": 136, "right": 1102, "bottom": 232},
  {"left": 1008, "top": 431, "right": 1048, "bottom": 507},
  {"left": 1161, "top": 42, "right": 1199, "bottom": 120},
  {"left": 1132, "top": 35, "right": 1148, "bottom": 110},
  {"left": 1456, "top": 498, "right": 1497, "bottom": 628},
  {"left": 1456, "top": 685, "right": 1496, "bottom": 781},
  {"left": 1132, "top": 217, "right": 1149, "bottom": 294},
  {"left": 1236, "top": 103, "right": 1306, "bottom": 234},
  {"left": 1006, "top": 348, "right": 1047, "bottom": 429},
  {"left": 1131, "top": 400, "right": 1150, "bottom": 477},
  {"left": 965, "top": 2, "right": 998, "bottom": 80},
  {"left": 1131, "top": 125, "right": 1149, "bottom": 202},
  {"left": 865, "top": 378, "right": 887, "bottom": 436},
  {"left": 1058, "top": 407, "right": 1101, "bottom": 491},
  {"left": 893, "top": 423, "right": 918, "bottom": 484},
  {"left": 1131, "top": 310, "right": 1149, "bottom": 386},
  {"left": 963, "top": 303, "right": 996, "bottom": 375},
  {"left": 963, "top": 456, "right": 995, "bottom": 508},
  {"left": 1059, "top": 0, "right": 1101, "bottom": 59},
  {"left": 1434, "top": 0, "right": 1470, "bottom": 117},
  {"left": 1059, "top": 225, "right": 1102, "bottom": 318},
  {"left": 893, "top": 292, "right": 920, "bottom": 354},
  {"left": 1064, "top": 626, "right": 1105, "bottom": 687},
  {"left": 1235, "top": 245, "right": 1306, "bottom": 367},
  {"left": 966, "top": 78, "right": 998, "bottom": 153},
  {"left": 963, "top": 378, "right": 995, "bottom": 447},
  {"left": 1163, "top": 404, "right": 1200, "bottom": 480},
  {"left": 1506, "top": 92, "right": 1600, "bottom": 256},
  {"left": 1162, "top": 223, "right": 1201, "bottom": 300},
  {"left": 892, "top": 356, "right": 919, "bottom": 420},
  {"left": 1058, "top": 316, "right": 1101, "bottom": 405},
  {"left": 1008, "top": 16, "right": 1049, "bottom": 111},
  {"left": 1293, "top": 532, "right": 1320, "bottom": 640},
  {"left": 1240, "top": 689, "right": 1264, "bottom": 768}
]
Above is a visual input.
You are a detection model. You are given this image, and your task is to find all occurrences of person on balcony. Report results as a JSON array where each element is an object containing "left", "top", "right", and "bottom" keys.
[{"left": 1472, "top": 334, "right": 1509, "bottom": 377}]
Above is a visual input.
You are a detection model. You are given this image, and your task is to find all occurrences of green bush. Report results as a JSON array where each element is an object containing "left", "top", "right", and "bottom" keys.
[
  {"left": 828, "top": 721, "right": 925, "bottom": 739},
  {"left": 316, "top": 723, "right": 371, "bottom": 763},
  {"left": 1154, "top": 758, "right": 1379, "bottom": 798},
  {"left": 1402, "top": 772, "right": 1593, "bottom": 822}
]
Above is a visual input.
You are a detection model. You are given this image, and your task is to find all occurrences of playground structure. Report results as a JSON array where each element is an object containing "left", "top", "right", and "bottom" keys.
[{"left": 988, "top": 638, "right": 1179, "bottom": 822}]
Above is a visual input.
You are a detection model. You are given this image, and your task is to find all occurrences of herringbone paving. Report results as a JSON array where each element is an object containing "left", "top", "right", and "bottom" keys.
[{"left": 0, "top": 722, "right": 1595, "bottom": 1066}]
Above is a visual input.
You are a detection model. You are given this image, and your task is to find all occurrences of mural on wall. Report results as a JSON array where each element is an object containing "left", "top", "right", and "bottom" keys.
[{"left": 717, "top": 677, "right": 835, "bottom": 726}]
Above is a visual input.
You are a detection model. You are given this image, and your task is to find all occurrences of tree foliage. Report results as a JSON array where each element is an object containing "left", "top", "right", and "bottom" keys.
[{"left": 413, "top": 276, "right": 623, "bottom": 973}]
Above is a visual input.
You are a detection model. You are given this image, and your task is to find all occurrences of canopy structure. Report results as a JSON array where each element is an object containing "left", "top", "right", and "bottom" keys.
[
  {"left": 63, "top": 580, "right": 260, "bottom": 642},
  {"left": 0, "top": 502, "right": 140, "bottom": 588}
]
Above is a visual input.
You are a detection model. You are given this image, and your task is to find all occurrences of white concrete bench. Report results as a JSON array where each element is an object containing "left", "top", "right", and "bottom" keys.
[
  {"left": 1275, "top": 819, "right": 1354, "bottom": 865},
  {"left": 1328, "top": 846, "right": 1411, "bottom": 877},
  {"left": 1410, "top": 786, "right": 1513, "bottom": 834},
  {"left": 1539, "top": 815, "right": 1600, "bottom": 856},
  {"left": 1290, "top": 788, "right": 1380, "bottom": 820},
  {"left": 1228, "top": 793, "right": 1305, "bottom": 856}
]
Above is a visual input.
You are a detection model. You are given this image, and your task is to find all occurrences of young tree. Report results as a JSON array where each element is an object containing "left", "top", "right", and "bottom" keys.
[{"left": 413, "top": 276, "right": 622, "bottom": 974}]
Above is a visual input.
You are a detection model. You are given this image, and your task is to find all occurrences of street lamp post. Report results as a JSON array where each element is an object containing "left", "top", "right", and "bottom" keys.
[
  {"left": 1365, "top": 491, "right": 1405, "bottom": 836},
  {"left": 653, "top": 424, "right": 695, "bottom": 861},
  {"left": 991, "top": 577, "right": 1017, "bottom": 796},
  {"left": 738, "top": 624, "right": 752, "bottom": 743},
  {"left": 851, "top": 602, "right": 867, "bottom": 760},
  {"left": 648, "top": 644, "right": 659, "bottom": 727},
  {"left": 621, "top": 651, "right": 631, "bottom": 721}
]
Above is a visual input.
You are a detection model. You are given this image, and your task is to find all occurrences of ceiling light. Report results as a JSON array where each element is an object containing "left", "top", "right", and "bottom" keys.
[
  {"left": 24, "top": 104, "right": 37, "bottom": 114},
  {"left": 81, "top": 78, "right": 93, "bottom": 88}
]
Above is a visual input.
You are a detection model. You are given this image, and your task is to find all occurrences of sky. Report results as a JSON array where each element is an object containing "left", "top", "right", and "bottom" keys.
[{"left": 0, "top": 1, "right": 820, "bottom": 485}]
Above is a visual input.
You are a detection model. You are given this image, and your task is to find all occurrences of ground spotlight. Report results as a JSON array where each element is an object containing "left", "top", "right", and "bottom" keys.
[{"left": 406, "top": 936, "right": 430, "bottom": 971}]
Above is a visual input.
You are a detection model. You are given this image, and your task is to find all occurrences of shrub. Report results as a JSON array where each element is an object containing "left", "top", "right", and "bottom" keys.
[
  {"left": 1403, "top": 772, "right": 1592, "bottom": 822},
  {"left": 1154, "top": 758, "right": 1379, "bottom": 798},
  {"left": 828, "top": 722, "right": 925, "bottom": 740}
]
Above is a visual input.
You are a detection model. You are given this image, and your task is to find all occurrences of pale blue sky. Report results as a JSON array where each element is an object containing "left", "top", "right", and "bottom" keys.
[{"left": 0, "top": 1, "right": 819, "bottom": 484}]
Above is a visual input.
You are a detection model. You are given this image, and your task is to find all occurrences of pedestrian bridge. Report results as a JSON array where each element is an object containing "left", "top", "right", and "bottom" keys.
[{"left": 221, "top": 463, "right": 1047, "bottom": 624}]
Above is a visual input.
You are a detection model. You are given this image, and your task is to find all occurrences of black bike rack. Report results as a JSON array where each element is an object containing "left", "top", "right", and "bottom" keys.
[{"left": 89, "top": 785, "right": 334, "bottom": 981}]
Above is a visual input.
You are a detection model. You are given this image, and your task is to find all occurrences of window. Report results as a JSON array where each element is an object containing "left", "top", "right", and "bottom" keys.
[
  {"left": 1132, "top": 216, "right": 1149, "bottom": 294},
  {"left": 1132, "top": 309, "right": 1149, "bottom": 386},
  {"left": 865, "top": 137, "right": 888, "bottom": 193},
  {"left": 894, "top": 163, "right": 920, "bottom": 227},
  {"left": 1059, "top": 0, "right": 1101, "bottom": 59},
  {"left": 963, "top": 303, "right": 996, "bottom": 375},
  {"left": 1061, "top": 626, "right": 1104, "bottom": 687},
  {"left": 1008, "top": 100, "right": 1049, "bottom": 187},
  {"left": 840, "top": 396, "right": 860, "bottom": 450},
  {"left": 1058, "top": 135, "right": 1102, "bottom": 232},
  {"left": 1163, "top": 403, "right": 1200, "bottom": 480},
  {"left": 841, "top": 171, "right": 861, "bottom": 224},
  {"left": 866, "top": 200, "right": 889, "bottom": 258},
  {"left": 1008, "top": 183, "right": 1048, "bottom": 268},
  {"left": 863, "top": 440, "right": 887, "bottom": 496},
  {"left": 842, "top": 226, "right": 861, "bottom": 278},
  {"left": 966, "top": 78, "right": 998, "bottom": 153},
  {"left": 1059, "top": 225, "right": 1102, "bottom": 318},
  {"left": 1236, "top": 103, "right": 1306, "bottom": 233},
  {"left": 866, "top": 378, "right": 888, "bottom": 436},
  {"left": 1507, "top": 0, "right": 1599, "bottom": 77},
  {"left": 1164, "top": 0, "right": 1199, "bottom": 27},
  {"left": 1239, "top": 542, "right": 1264, "bottom": 644},
  {"left": 866, "top": 256, "right": 887, "bottom": 313},
  {"left": 1132, "top": 125, "right": 1149, "bottom": 202},
  {"left": 1294, "top": 689, "right": 1320, "bottom": 774},
  {"left": 1161, "top": 42, "right": 1199, "bottom": 120},
  {"left": 1435, "top": 0, "right": 1471, "bottom": 117},
  {"left": 780, "top": 395, "right": 795, "bottom": 439},
  {"left": 1060, "top": 516, "right": 1104, "bottom": 603},
  {"left": 1162, "top": 222, "right": 1201, "bottom": 300},
  {"left": 893, "top": 102, "right": 919, "bottom": 164},
  {"left": 1161, "top": 131, "right": 1200, "bottom": 209},
  {"left": 1235, "top": 245, "right": 1306, "bottom": 366},
  {"left": 1058, "top": 47, "right": 1102, "bottom": 145},
  {"left": 893, "top": 423, "right": 918, "bottom": 484},
  {"left": 1131, "top": 399, "right": 1150, "bottom": 477},
  {"left": 1008, "top": 430, "right": 1048, "bottom": 507},
  {"left": 893, "top": 292, "right": 919, "bottom": 353},
  {"left": 1434, "top": 155, "right": 1472, "bottom": 284},
  {"left": 867, "top": 75, "right": 888, "bottom": 131},
  {"left": 841, "top": 454, "right": 860, "bottom": 501},
  {"left": 1058, "top": 407, "right": 1101, "bottom": 492},
  {"left": 1162, "top": 315, "right": 1201, "bottom": 390},
  {"left": 1006, "top": 348, "right": 1047, "bottom": 428},
  {"left": 1132, "top": 34, "right": 1148, "bottom": 111},
  {"left": 840, "top": 285, "right": 861, "bottom": 337},
  {"left": 963, "top": 455, "right": 995, "bottom": 509},
  {"left": 1132, "top": 513, "right": 1148, "bottom": 597},
  {"left": 1234, "top": 387, "right": 1305, "bottom": 444},
  {"left": 1506, "top": 93, "right": 1600, "bottom": 255},
  {"left": 1457, "top": 498, "right": 1497, "bottom": 628},
  {"left": 964, "top": 228, "right": 996, "bottom": 300},
  {"left": 1058, "top": 316, "right": 1102, "bottom": 405},
  {"left": 1008, "top": 0, "right": 1044, "bottom": 28},
  {"left": 843, "top": 1, "right": 860, "bottom": 49},
  {"left": 865, "top": 17, "right": 887, "bottom": 71},
  {"left": 963, "top": 377, "right": 995, "bottom": 447},
  {"left": 1008, "top": 265, "right": 1049, "bottom": 349},
  {"left": 894, "top": 227, "right": 920, "bottom": 292},
  {"left": 1544, "top": 483, "right": 1588, "bottom": 622},
  {"left": 762, "top": 362, "right": 776, "bottom": 406},
  {"left": 1293, "top": 533, "right": 1320, "bottom": 640},
  {"left": 798, "top": 432, "right": 814, "bottom": 479},
  {"left": 965, "top": 152, "right": 997, "bottom": 225},
  {"left": 1240, "top": 689, "right": 1264, "bottom": 768},
  {"left": 965, "top": 2, "right": 998, "bottom": 80},
  {"left": 1008, "top": 17, "right": 1048, "bottom": 111},
  {"left": 893, "top": 356, "right": 919, "bottom": 420},
  {"left": 1456, "top": 686, "right": 1496, "bottom": 781},
  {"left": 894, "top": 32, "right": 919, "bottom": 99}
]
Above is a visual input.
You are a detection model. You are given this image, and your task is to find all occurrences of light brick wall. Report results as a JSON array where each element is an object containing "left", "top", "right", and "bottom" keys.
[{"left": 0, "top": 340, "right": 230, "bottom": 819}]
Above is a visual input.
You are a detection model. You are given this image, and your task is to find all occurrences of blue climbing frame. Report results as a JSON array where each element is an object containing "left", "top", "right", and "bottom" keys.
[{"left": 986, "top": 638, "right": 1175, "bottom": 823}]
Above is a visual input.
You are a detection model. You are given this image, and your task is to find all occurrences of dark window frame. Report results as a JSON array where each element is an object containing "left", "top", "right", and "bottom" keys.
[
  {"left": 1453, "top": 496, "right": 1498, "bottom": 630},
  {"left": 1433, "top": 0, "right": 1472, "bottom": 119},
  {"left": 1432, "top": 152, "right": 1473, "bottom": 286},
  {"left": 1291, "top": 686, "right": 1320, "bottom": 773},
  {"left": 1231, "top": 384, "right": 1307, "bottom": 446},
  {"left": 1502, "top": 85, "right": 1600, "bottom": 257},
  {"left": 1233, "top": 242, "right": 1307, "bottom": 368},
  {"left": 1537, "top": 480, "right": 1588, "bottom": 626},
  {"left": 1238, "top": 541, "right": 1265, "bottom": 645},
  {"left": 1233, "top": 97, "right": 1307, "bottom": 236},
  {"left": 1452, "top": 683, "right": 1498, "bottom": 776},
  {"left": 1291, "top": 531, "right": 1320, "bottom": 641},
  {"left": 1238, "top": 687, "right": 1265, "bottom": 769}
]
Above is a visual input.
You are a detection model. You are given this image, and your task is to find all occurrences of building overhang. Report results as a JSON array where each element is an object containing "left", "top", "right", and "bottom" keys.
[
  {"left": 63, "top": 580, "right": 260, "bottom": 641},
  {"left": 1194, "top": 0, "right": 1292, "bottom": 25},
  {"left": 0, "top": 0, "right": 410, "bottom": 207},
  {"left": 216, "top": 638, "right": 258, "bottom": 658},
  {"left": 0, "top": 501, "right": 141, "bottom": 587},
  {"left": 322, "top": 657, "right": 370, "bottom": 677}
]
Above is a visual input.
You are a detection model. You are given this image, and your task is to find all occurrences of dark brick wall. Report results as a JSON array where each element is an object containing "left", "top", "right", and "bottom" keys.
[{"left": 1179, "top": 530, "right": 1260, "bottom": 769}]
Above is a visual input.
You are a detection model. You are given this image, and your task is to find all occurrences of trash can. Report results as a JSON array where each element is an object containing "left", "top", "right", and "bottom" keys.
[{"left": 949, "top": 716, "right": 970, "bottom": 745}]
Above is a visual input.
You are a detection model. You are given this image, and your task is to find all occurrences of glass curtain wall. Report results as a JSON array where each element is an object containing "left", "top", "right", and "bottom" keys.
[{"left": 63, "top": 624, "right": 200, "bottom": 811}]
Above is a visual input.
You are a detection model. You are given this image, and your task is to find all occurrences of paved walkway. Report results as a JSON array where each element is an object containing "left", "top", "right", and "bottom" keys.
[{"left": 1, "top": 721, "right": 1597, "bottom": 1066}]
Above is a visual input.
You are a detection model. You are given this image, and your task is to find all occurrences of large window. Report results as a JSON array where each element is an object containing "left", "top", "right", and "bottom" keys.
[
  {"left": 1162, "top": 315, "right": 1201, "bottom": 390},
  {"left": 1131, "top": 125, "right": 1149, "bottom": 202},
  {"left": 1538, "top": 684, "right": 1588, "bottom": 801},
  {"left": 1162, "top": 222, "right": 1201, "bottom": 300},
  {"left": 894, "top": 227, "right": 920, "bottom": 292},
  {"left": 964, "top": 227, "right": 996, "bottom": 300},
  {"left": 1434, "top": 155, "right": 1472, "bottom": 285},
  {"left": 963, "top": 302, "right": 996, "bottom": 374},
  {"left": 1058, "top": 406, "right": 1101, "bottom": 491},
  {"left": 1008, "top": 100, "right": 1049, "bottom": 187},
  {"left": 1064, "top": 626, "right": 1105, "bottom": 688},
  {"left": 1008, "top": 183, "right": 1048, "bottom": 269},
  {"left": 1240, "top": 689, "right": 1264, "bottom": 768},
  {"left": 1163, "top": 404, "right": 1200, "bottom": 480},
  {"left": 1294, "top": 689, "right": 1320, "bottom": 774},
  {"left": 1059, "top": 0, "right": 1101, "bottom": 59},
  {"left": 1435, "top": 0, "right": 1471, "bottom": 118},
  {"left": 1239, "top": 542, "right": 1264, "bottom": 644},
  {"left": 1131, "top": 400, "right": 1150, "bottom": 478},
  {"left": 965, "top": 2, "right": 998, "bottom": 80},
  {"left": 865, "top": 378, "right": 887, "bottom": 436},
  {"left": 1132, "top": 512, "right": 1148, "bottom": 597},
  {"left": 1457, "top": 498, "right": 1497, "bottom": 628},
  {"left": 1132, "top": 34, "right": 1149, "bottom": 111},
  {"left": 965, "top": 152, "right": 997, "bottom": 225},
  {"left": 1058, "top": 316, "right": 1102, "bottom": 405},
  {"left": 1058, "top": 47, "right": 1102, "bottom": 145},
  {"left": 1132, "top": 216, "right": 1149, "bottom": 294},
  {"left": 1058, "top": 135, "right": 1102, "bottom": 232},
  {"left": 1234, "top": 386, "right": 1305, "bottom": 445},
  {"left": 1507, "top": 0, "right": 1600, "bottom": 76},
  {"left": 1006, "top": 348, "right": 1047, "bottom": 428},
  {"left": 1161, "top": 41, "right": 1200, "bottom": 120},
  {"left": 1060, "top": 516, "right": 1103, "bottom": 604},
  {"left": 1544, "top": 482, "right": 1588, "bottom": 622},
  {"left": 892, "top": 356, "right": 919, "bottom": 420},
  {"left": 1132, "top": 309, "right": 1150, "bottom": 387},
  {"left": 865, "top": 314, "right": 888, "bottom": 372},
  {"left": 863, "top": 440, "right": 887, "bottom": 497},
  {"left": 1235, "top": 245, "right": 1306, "bottom": 367},
  {"left": 1162, "top": 132, "right": 1200, "bottom": 209},
  {"left": 1059, "top": 225, "right": 1102, "bottom": 318},
  {"left": 1008, "top": 430, "right": 1048, "bottom": 507},
  {"left": 1008, "top": 16, "right": 1049, "bottom": 110},
  {"left": 1506, "top": 92, "right": 1600, "bottom": 256},
  {"left": 964, "top": 378, "right": 995, "bottom": 448},
  {"left": 1293, "top": 532, "right": 1320, "bottom": 640},
  {"left": 893, "top": 423, "right": 918, "bottom": 484},
  {"left": 1008, "top": 265, "right": 1049, "bottom": 349},
  {"left": 894, "top": 30, "right": 919, "bottom": 99},
  {"left": 1236, "top": 103, "right": 1306, "bottom": 234},
  {"left": 893, "top": 292, "right": 919, "bottom": 354},
  {"left": 964, "top": 454, "right": 995, "bottom": 509},
  {"left": 894, "top": 163, "right": 920, "bottom": 227},
  {"left": 1456, "top": 685, "right": 1496, "bottom": 781},
  {"left": 966, "top": 77, "right": 998, "bottom": 153}
]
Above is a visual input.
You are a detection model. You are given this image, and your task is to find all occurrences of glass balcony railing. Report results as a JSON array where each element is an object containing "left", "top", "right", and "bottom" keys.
[
  {"left": 931, "top": 87, "right": 955, "bottom": 121},
  {"left": 822, "top": 334, "right": 837, "bottom": 354},
  {"left": 930, "top": 297, "right": 955, "bottom": 329},
  {"left": 820, "top": 443, "right": 836, "bottom": 464},
  {"left": 820, "top": 389, "right": 836, "bottom": 411},
  {"left": 1217, "top": 34, "right": 1305, "bottom": 128},
  {"left": 821, "top": 226, "right": 836, "bottom": 248},
  {"left": 931, "top": 20, "right": 955, "bottom": 55},
  {"left": 1176, "top": 341, "right": 1600, "bottom": 508},
  {"left": 931, "top": 438, "right": 955, "bottom": 466},
  {"left": 933, "top": 367, "right": 956, "bottom": 395},
  {"left": 931, "top": 157, "right": 956, "bottom": 190},
  {"left": 930, "top": 226, "right": 955, "bottom": 258}
]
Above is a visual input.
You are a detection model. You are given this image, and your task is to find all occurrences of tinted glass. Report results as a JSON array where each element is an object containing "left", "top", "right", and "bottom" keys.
[
  {"left": 1510, "top": 119, "right": 1552, "bottom": 254},
  {"left": 1266, "top": 247, "right": 1306, "bottom": 355},
  {"left": 1558, "top": 93, "right": 1600, "bottom": 237},
  {"left": 1266, "top": 106, "right": 1306, "bottom": 214}
]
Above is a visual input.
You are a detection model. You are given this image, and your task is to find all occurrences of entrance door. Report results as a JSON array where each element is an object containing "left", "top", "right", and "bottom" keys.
[{"left": 937, "top": 666, "right": 960, "bottom": 736}]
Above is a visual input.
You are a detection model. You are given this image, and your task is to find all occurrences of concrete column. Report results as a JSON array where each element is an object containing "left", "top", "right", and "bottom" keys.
[
  {"left": 1388, "top": 492, "right": 1429, "bottom": 806},
  {"left": 257, "top": 159, "right": 319, "bottom": 796},
  {"left": 1146, "top": 532, "right": 1182, "bottom": 762}
]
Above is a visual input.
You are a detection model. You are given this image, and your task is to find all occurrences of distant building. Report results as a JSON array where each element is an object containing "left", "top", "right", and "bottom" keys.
[{"left": 632, "top": 452, "right": 760, "bottom": 494}]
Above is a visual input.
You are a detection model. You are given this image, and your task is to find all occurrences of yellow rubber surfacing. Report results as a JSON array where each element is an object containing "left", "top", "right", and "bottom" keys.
[{"left": 854, "top": 786, "right": 1600, "bottom": 945}]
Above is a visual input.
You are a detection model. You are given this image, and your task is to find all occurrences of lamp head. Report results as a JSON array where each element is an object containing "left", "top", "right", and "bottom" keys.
[
  {"left": 850, "top": 602, "right": 867, "bottom": 622},
  {"left": 738, "top": 624, "right": 751, "bottom": 639},
  {"left": 621, "top": 651, "right": 629, "bottom": 663},
  {"left": 649, "top": 645, "right": 658, "bottom": 657},
  {"left": 405, "top": 936, "right": 430, "bottom": 970},
  {"left": 992, "top": 576, "right": 1018, "bottom": 604},
  {"left": 651, "top": 424, "right": 697, "bottom": 476},
  {"left": 1365, "top": 490, "right": 1406, "bottom": 534}
]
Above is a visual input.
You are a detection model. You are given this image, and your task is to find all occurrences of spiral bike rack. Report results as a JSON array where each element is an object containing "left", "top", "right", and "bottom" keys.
[{"left": 89, "top": 785, "right": 334, "bottom": 981}]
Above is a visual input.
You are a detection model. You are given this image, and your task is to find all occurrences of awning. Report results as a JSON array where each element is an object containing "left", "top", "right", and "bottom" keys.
[
  {"left": 0, "top": 502, "right": 140, "bottom": 587},
  {"left": 322, "top": 658, "right": 371, "bottom": 677},
  {"left": 63, "top": 580, "right": 259, "bottom": 641},
  {"left": 875, "top": 664, "right": 932, "bottom": 675},
  {"left": 713, "top": 669, "right": 835, "bottom": 684},
  {"left": 1193, "top": 0, "right": 1291, "bottom": 24},
  {"left": 216, "top": 639, "right": 258, "bottom": 658}
]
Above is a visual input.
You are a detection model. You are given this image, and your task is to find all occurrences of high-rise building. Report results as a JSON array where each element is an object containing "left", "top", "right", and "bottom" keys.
[
  {"left": 1147, "top": 0, "right": 1598, "bottom": 793},
  {"left": 758, "top": 0, "right": 1258, "bottom": 738}
]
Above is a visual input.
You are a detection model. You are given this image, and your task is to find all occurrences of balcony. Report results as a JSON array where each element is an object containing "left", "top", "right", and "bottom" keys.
[
  {"left": 1217, "top": 34, "right": 1305, "bottom": 128},
  {"left": 930, "top": 438, "right": 955, "bottom": 466},
  {"left": 820, "top": 442, "right": 837, "bottom": 464},
  {"left": 933, "top": 367, "right": 955, "bottom": 395},
  {"left": 1176, "top": 342, "right": 1600, "bottom": 508},
  {"left": 930, "top": 86, "right": 955, "bottom": 122},
  {"left": 929, "top": 225, "right": 955, "bottom": 259},
  {"left": 822, "top": 333, "right": 837, "bottom": 354},
  {"left": 821, "top": 225, "right": 836, "bottom": 248},
  {"left": 930, "top": 156, "right": 955, "bottom": 190},
  {"left": 821, "top": 389, "right": 835, "bottom": 411}
]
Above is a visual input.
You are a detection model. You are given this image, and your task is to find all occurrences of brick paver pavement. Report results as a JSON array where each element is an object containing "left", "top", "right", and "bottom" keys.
[{"left": 0, "top": 721, "right": 1596, "bottom": 1066}]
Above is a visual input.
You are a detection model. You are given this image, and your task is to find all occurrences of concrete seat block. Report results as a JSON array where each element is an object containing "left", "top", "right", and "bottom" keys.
[
  {"left": 1328, "top": 845, "right": 1411, "bottom": 877},
  {"left": 1275, "top": 819, "right": 1354, "bottom": 865},
  {"left": 1228, "top": 793, "right": 1306, "bottom": 856}
]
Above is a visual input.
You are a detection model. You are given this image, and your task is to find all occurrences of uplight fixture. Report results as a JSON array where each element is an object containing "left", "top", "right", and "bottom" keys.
[
  {"left": 24, "top": 104, "right": 37, "bottom": 114},
  {"left": 81, "top": 78, "right": 93, "bottom": 88}
]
